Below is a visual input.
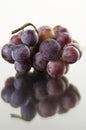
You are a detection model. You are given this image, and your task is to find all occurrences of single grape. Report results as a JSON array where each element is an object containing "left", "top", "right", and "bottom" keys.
[
  {"left": 37, "top": 96, "right": 58, "bottom": 117},
  {"left": 1, "top": 43, "right": 15, "bottom": 63},
  {"left": 53, "top": 25, "right": 68, "bottom": 33},
  {"left": 21, "top": 101, "right": 36, "bottom": 121},
  {"left": 14, "top": 61, "right": 31, "bottom": 74},
  {"left": 62, "top": 46, "right": 80, "bottom": 64},
  {"left": 39, "top": 39, "right": 61, "bottom": 61},
  {"left": 64, "top": 41, "right": 82, "bottom": 59},
  {"left": 10, "top": 35, "right": 22, "bottom": 45},
  {"left": 55, "top": 32, "right": 72, "bottom": 49},
  {"left": 21, "top": 29, "right": 38, "bottom": 47},
  {"left": 47, "top": 60, "right": 66, "bottom": 78},
  {"left": 33, "top": 52, "right": 48, "bottom": 71},
  {"left": 12, "top": 44, "right": 30, "bottom": 62},
  {"left": 47, "top": 78, "right": 66, "bottom": 96},
  {"left": 38, "top": 26, "right": 55, "bottom": 42}
]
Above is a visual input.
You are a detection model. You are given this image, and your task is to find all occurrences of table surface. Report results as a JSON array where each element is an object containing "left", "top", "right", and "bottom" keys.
[{"left": 0, "top": 51, "right": 86, "bottom": 130}]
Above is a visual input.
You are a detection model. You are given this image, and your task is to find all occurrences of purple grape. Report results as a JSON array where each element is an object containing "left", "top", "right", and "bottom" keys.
[
  {"left": 33, "top": 52, "right": 48, "bottom": 71},
  {"left": 10, "top": 35, "right": 22, "bottom": 45},
  {"left": 12, "top": 44, "right": 30, "bottom": 62},
  {"left": 64, "top": 41, "right": 82, "bottom": 59},
  {"left": 55, "top": 32, "right": 72, "bottom": 49},
  {"left": 39, "top": 39, "right": 61, "bottom": 61},
  {"left": 47, "top": 60, "right": 66, "bottom": 78},
  {"left": 21, "top": 29, "right": 38, "bottom": 47},
  {"left": 53, "top": 25, "right": 68, "bottom": 33},
  {"left": 1, "top": 43, "right": 15, "bottom": 63},
  {"left": 14, "top": 61, "right": 31, "bottom": 74},
  {"left": 62, "top": 46, "right": 80, "bottom": 64}
]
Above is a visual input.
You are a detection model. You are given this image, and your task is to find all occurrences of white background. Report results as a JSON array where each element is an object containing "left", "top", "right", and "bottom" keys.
[
  {"left": 0, "top": 0, "right": 86, "bottom": 130},
  {"left": 0, "top": 0, "right": 86, "bottom": 48}
]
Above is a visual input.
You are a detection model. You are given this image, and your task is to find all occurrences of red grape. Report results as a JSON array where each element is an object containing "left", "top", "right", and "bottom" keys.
[
  {"left": 62, "top": 46, "right": 80, "bottom": 64},
  {"left": 47, "top": 60, "right": 66, "bottom": 78},
  {"left": 38, "top": 26, "right": 55, "bottom": 41}
]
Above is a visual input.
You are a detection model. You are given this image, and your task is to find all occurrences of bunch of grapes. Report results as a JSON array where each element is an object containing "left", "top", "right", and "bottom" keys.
[
  {"left": 1, "top": 71, "right": 80, "bottom": 120},
  {"left": 1, "top": 23, "right": 82, "bottom": 78}
]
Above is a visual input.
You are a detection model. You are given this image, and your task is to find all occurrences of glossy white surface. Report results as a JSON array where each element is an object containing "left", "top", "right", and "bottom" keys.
[{"left": 0, "top": 0, "right": 86, "bottom": 129}]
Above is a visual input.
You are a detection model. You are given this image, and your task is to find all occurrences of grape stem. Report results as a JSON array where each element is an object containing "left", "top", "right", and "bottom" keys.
[
  {"left": 11, "top": 23, "right": 38, "bottom": 34},
  {"left": 10, "top": 113, "right": 25, "bottom": 121}
]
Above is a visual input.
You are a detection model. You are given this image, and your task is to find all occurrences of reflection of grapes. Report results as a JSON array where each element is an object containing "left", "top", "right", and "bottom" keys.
[
  {"left": 21, "top": 100, "right": 36, "bottom": 121},
  {"left": 37, "top": 96, "right": 58, "bottom": 117},
  {"left": 1, "top": 23, "right": 82, "bottom": 78},
  {"left": 1, "top": 71, "right": 81, "bottom": 121},
  {"left": 47, "top": 78, "right": 66, "bottom": 96}
]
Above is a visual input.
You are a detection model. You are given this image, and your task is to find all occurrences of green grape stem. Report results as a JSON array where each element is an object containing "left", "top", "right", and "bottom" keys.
[
  {"left": 11, "top": 23, "right": 38, "bottom": 34},
  {"left": 10, "top": 113, "right": 25, "bottom": 121}
]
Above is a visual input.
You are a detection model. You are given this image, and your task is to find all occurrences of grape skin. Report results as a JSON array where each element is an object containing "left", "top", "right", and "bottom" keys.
[
  {"left": 62, "top": 46, "right": 80, "bottom": 64},
  {"left": 47, "top": 60, "right": 67, "bottom": 78},
  {"left": 1, "top": 43, "right": 15, "bottom": 63},
  {"left": 39, "top": 39, "right": 61, "bottom": 61},
  {"left": 12, "top": 44, "right": 30, "bottom": 62},
  {"left": 21, "top": 29, "right": 38, "bottom": 47},
  {"left": 38, "top": 26, "right": 55, "bottom": 42},
  {"left": 55, "top": 32, "right": 71, "bottom": 49},
  {"left": 64, "top": 41, "right": 82, "bottom": 59},
  {"left": 53, "top": 25, "right": 68, "bottom": 33},
  {"left": 10, "top": 35, "right": 22, "bottom": 45},
  {"left": 14, "top": 61, "right": 31, "bottom": 74},
  {"left": 33, "top": 52, "right": 48, "bottom": 71}
]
